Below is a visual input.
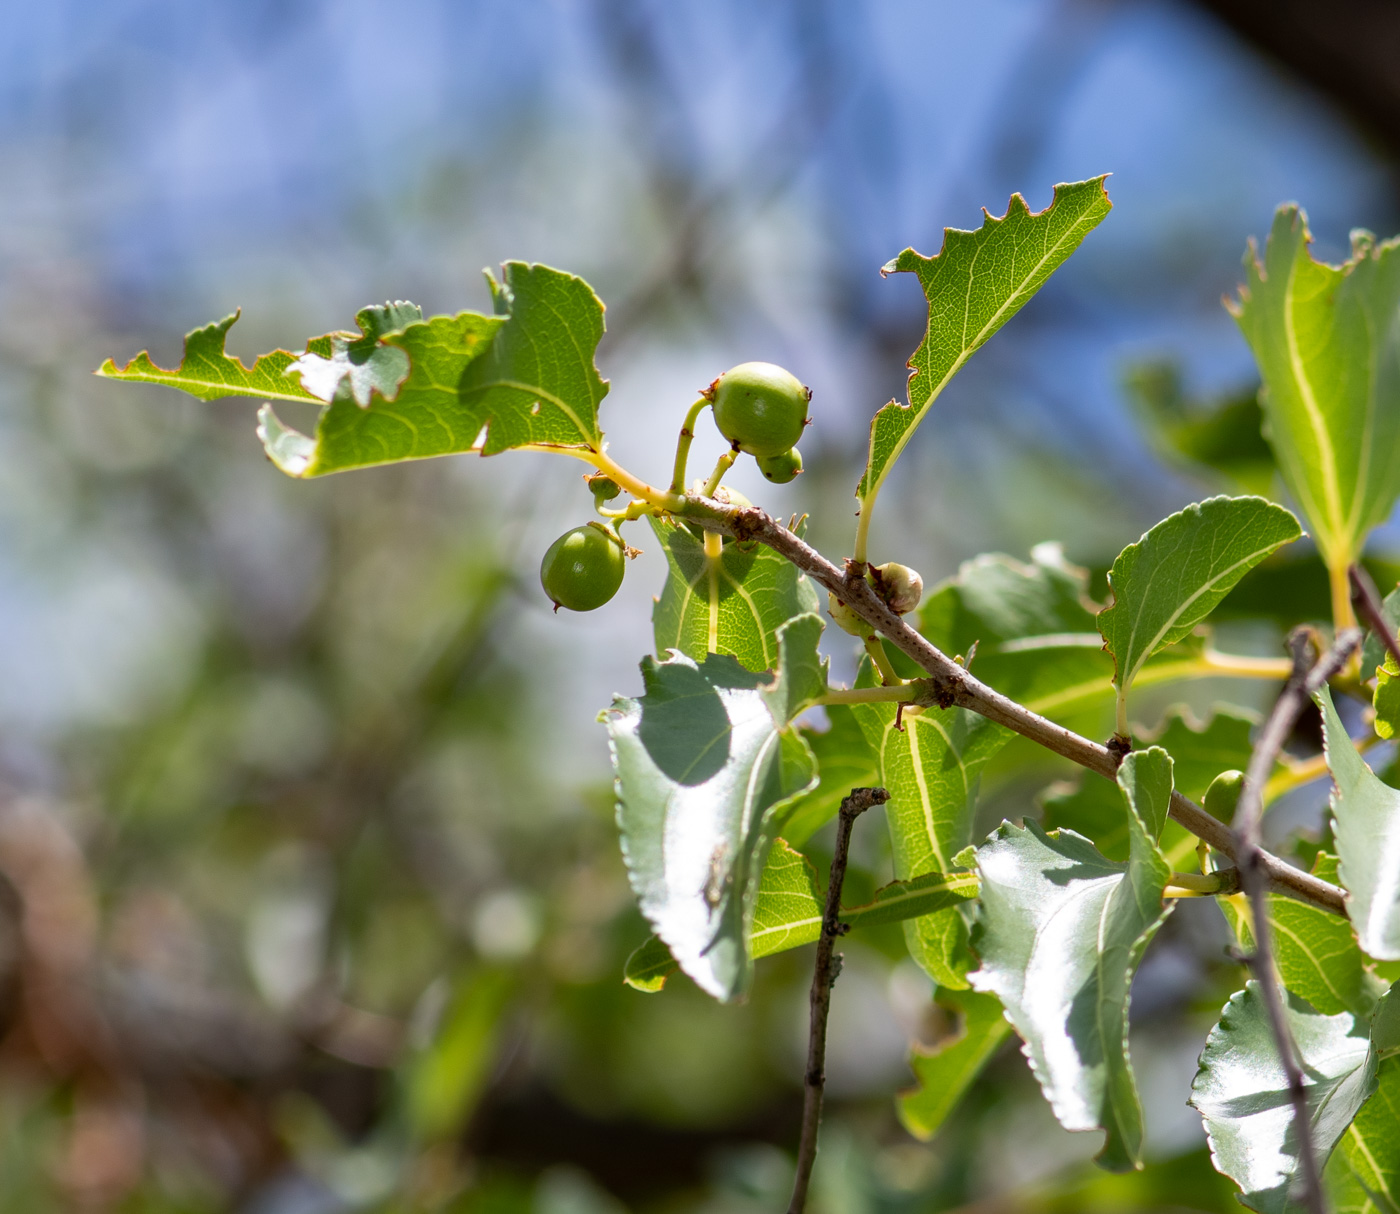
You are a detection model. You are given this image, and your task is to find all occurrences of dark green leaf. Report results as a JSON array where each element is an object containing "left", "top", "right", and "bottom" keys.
[
  {"left": 1319, "top": 685, "right": 1400, "bottom": 961},
  {"left": 1191, "top": 982, "right": 1378, "bottom": 1213},
  {"left": 851, "top": 694, "right": 1009, "bottom": 988},
  {"left": 857, "top": 179, "right": 1112, "bottom": 531},
  {"left": 1098, "top": 496, "right": 1301, "bottom": 731},
  {"left": 623, "top": 838, "right": 979, "bottom": 993},
  {"left": 1232, "top": 210, "right": 1400, "bottom": 573},
  {"left": 970, "top": 747, "right": 1175, "bottom": 1171},
  {"left": 650, "top": 515, "right": 820, "bottom": 676},
  {"left": 898, "top": 988, "right": 1011, "bottom": 1140},
  {"left": 781, "top": 709, "right": 878, "bottom": 848},
  {"left": 604, "top": 615, "right": 825, "bottom": 1001}
]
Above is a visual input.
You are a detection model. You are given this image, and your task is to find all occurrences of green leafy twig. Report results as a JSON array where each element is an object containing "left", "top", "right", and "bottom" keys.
[
  {"left": 787, "top": 786, "right": 888, "bottom": 1214},
  {"left": 1230, "top": 626, "right": 1362, "bottom": 1214},
  {"left": 691, "top": 500, "right": 1349, "bottom": 917}
]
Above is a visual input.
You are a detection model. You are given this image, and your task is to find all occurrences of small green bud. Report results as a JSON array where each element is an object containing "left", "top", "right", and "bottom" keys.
[
  {"left": 706, "top": 361, "right": 811, "bottom": 458},
  {"left": 540, "top": 522, "right": 626, "bottom": 612},
  {"left": 828, "top": 592, "right": 874, "bottom": 639},
  {"left": 1204, "top": 770, "right": 1246, "bottom": 821},
  {"left": 587, "top": 472, "right": 621, "bottom": 502},
  {"left": 757, "top": 447, "right": 803, "bottom": 484},
  {"left": 870, "top": 561, "right": 923, "bottom": 615}
]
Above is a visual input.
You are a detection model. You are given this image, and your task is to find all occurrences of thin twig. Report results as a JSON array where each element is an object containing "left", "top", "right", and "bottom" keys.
[
  {"left": 1231, "top": 626, "right": 1361, "bottom": 1214},
  {"left": 688, "top": 500, "right": 1350, "bottom": 916},
  {"left": 788, "top": 785, "right": 888, "bottom": 1214},
  {"left": 1350, "top": 564, "right": 1400, "bottom": 670}
]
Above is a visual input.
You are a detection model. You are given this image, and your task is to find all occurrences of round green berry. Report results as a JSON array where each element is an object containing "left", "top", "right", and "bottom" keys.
[
  {"left": 540, "top": 523, "right": 626, "bottom": 612},
  {"left": 708, "top": 362, "right": 810, "bottom": 458},
  {"left": 587, "top": 473, "right": 622, "bottom": 503},
  {"left": 828, "top": 592, "right": 874, "bottom": 639},
  {"left": 1204, "top": 770, "right": 1246, "bottom": 820},
  {"left": 757, "top": 448, "right": 803, "bottom": 484},
  {"left": 870, "top": 561, "right": 923, "bottom": 615}
]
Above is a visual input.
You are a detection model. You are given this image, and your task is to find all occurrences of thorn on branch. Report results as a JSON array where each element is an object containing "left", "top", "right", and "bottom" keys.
[{"left": 787, "top": 786, "right": 888, "bottom": 1214}]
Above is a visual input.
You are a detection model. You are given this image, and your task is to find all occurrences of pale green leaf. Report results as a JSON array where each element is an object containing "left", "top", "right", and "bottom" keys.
[
  {"left": 1374, "top": 654, "right": 1400, "bottom": 741},
  {"left": 287, "top": 301, "right": 420, "bottom": 406},
  {"left": 97, "top": 310, "right": 332, "bottom": 404},
  {"left": 781, "top": 709, "right": 878, "bottom": 848},
  {"left": 851, "top": 692, "right": 1009, "bottom": 988},
  {"left": 1319, "top": 685, "right": 1400, "bottom": 960},
  {"left": 604, "top": 615, "right": 824, "bottom": 1001},
  {"left": 623, "top": 838, "right": 979, "bottom": 992},
  {"left": 1098, "top": 496, "right": 1301, "bottom": 729},
  {"left": 1374, "top": 984, "right": 1400, "bottom": 1059},
  {"left": 1191, "top": 982, "right": 1378, "bottom": 1214},
  {"left": 1232, "top": 210, "right": 1400, "bottom": 571},
  {"left": 969, "top": 747, "right": 1175, "bottom": 1171},
  {"left": 1334, "top": 1054, "right": 1400, "bottom": 1213},
  {"left": 651, "top": 515, "right": 820, "bottom": 675},
  {"left": 857, "top": 179, "right": 1112, "bottom": 524},
  {"left": 898, "top": 988, "right": 1011, "bottom": 1140}
]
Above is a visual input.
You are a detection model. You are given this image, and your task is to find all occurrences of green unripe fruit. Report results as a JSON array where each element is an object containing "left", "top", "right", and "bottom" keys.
[
  {"left": 757, "top": 447, "right": 803, "bottom": 484},
  {"left": 540, "top": 523, "right": 626, "bottom": 612},
  {"left": 870, "top": 561, "right": 923, "bottom": 615},
  {"left": 1204, "top": 770, "right": 1245, "bottom": 820},
  {"left": 587, "top": 473, "right": 621, "bottom": 503},
  {"left": 707, "top": 361, "right": 811, "bottom": 458},
  {"left": 828, "top": 592, "right": 874, "bottom": 639}
]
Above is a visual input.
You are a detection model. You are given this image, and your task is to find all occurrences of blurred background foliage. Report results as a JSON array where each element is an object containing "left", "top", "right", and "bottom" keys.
[{"left": 1, "top": 1, "right": 1398, "bottom": 1210}]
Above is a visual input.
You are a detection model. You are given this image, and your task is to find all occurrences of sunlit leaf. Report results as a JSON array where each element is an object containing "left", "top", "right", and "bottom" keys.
[
  {"left": 650, "top": 515, "right": 820, "bottom": 675},
  {"left": 781, "top": 709, "right": 878, "bottom": 848},
  {"left": 1361, "top": 582, "right": 1400, "bottom": 682},
  {"left": 623, "top": 839, "right": 979, "bottom": 992},
  {"left": 1098, "top": 496, "right": 1301, "bottom": 730},
  {"left": 1319, "top": 685, "right": 1400, "bottom": 960},
  {"left": 898, "top": 988, "right": 1011, "bottom": 1141},
  {"left": 851, "top": 692, "right": 1009, "bottom": 989},
  {"left": 604, "top": 615, "right": 825, "bottom": 1001},
  {"left": 97, "top": 309, "right": 334, "bottom": 404},
  {"left": 1232, "top": 210, "right": 1400, "bottom": 573},
  {"left": 970, "top": 747, "right": 1174, "bottom": 1171},
  {"left": 857, "top": 179, "right": 1111, "bottom": 530},
  {"left": 1331, "top": 1054, "right": 1400, "bottom": 1214},
  {"left": 1374, "top": 655, "right": 1400, "bottom": 741},
  {"left": 1191, "top": 982, "right": 1378, "bottom": 1214}
]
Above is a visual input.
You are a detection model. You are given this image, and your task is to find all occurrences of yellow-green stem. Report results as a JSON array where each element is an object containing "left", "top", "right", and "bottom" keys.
[
  {"left": 817, "top": 685, "right": 923, "bottom": 707},
  {"left": 670, "top": 398, "right": 711, "bottom": 494},
  {"left": 702, "top": 449, "right": 739, "bottom": 497},
  {"left": 864, "top": 636, "right": 904, "bottom": 686}
]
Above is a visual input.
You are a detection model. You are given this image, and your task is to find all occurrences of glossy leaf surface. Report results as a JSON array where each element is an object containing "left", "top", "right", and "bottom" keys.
[
  {"left": 899, "top": 988, "right": 1011, "bottom": 1140},
  {"left": 1098, "top": 496, "right": 1301, "bottom": 726},
  {"left": 1192, "top": 982, "right": 1378, "bottom": 1214},
  {"left": 604, "top": 615, "right": 825, "bottom": 1001},
  {"left": 650, "top": 516, "right": 820, "bottom": 675},
  {"left": 623, "top": 839, "right": 979, "bottom": 992},
  {"left": 1232, "top": 209, "right": 1400, "bottom": 571},
  {"left": 857, "top": 179, "right": 1111, "bottom": 521},
  {"left": 1319, "top": 685, "right": 1400, "bottom": 960},
  {"left": 970, "top": 747, "right": 1174, "bottom": 1171}
]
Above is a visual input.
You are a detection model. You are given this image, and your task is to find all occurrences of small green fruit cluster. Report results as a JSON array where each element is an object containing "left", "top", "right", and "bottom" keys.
[
  {"left": 706, "top": 361, "right": 809, "bottom": 482},
  {"left": 827, "top": 561, "right": 924, "bottom": 638},
  {"left": 540, "top": 522, "right": 627, "bottom": 612},
  {"left": 1204, "top": 770, "right": 1245, "bottom": 820}
]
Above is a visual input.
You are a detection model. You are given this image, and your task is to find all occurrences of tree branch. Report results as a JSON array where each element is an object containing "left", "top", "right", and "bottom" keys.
[
  {"left": 688, "top": 500, "right": 1349, "bottom": 916},
  {"left": 789, "top": 785, "right": 888, "bottom": 1214},
  {"left": 1230, "top": 626, "right": 1360, "bottom": 1214},
  {"left": 1350, "top": 563, "right": 1400, "bottom": 670}
]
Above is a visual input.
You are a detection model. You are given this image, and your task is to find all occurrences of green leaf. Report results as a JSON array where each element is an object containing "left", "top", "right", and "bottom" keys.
[
  {"left": 781, "top": 709, "right": 878, "bottom": 848},
  {"left": 969, "top": 747, "right": 1175, "bottom": 1171},
  {"left": 1334, "top": 1055, "right": 1400, "bottom": 1213},
  {"left": 604, "top": 615, "right": 825, "bottom": 1001},
  {"left": 650, "top": 515, "right": 820, "bottom": 675},
  {"left": 97, "top": 310, "right": 332, "bottom": 404},
  {"left": 1319, "top": 685, "right": 1400, "bottom": 961},
  {"left": 1373, "top": 984, "right": 1400, "bottom": 1059},
  {"left": 1225, "top": 854, "right": 1383, "bottom": 1018},
  {"left": 1124, "top": 361, "right": 1276, "bottom": 496},
  {"left": 1374, "top": 655, "right": 1400, "bottom": 741},
  {"left": 1191, "top": 982, "right": 1378, "bottom": 1214},
  {"left": 1361, "top": 582, "right": 1400, "bottom": 681},
  {"left": 898, "top": 988, "right": 1011, "bottom": 1140},
  {"left": 857, "top": 179, "right": 1112, "bottom": 528},
  {"left": 1043, "top": 706, "right": 1255, "bottom": 864},
  {"left": 1232, "top": 210, "right": 1400, "bottom": 573},
  {"left": 1097, "top": 496, "right": 1301, "bottom": 731},
  {"left": 623, "top": 838, "right": 980, "bottom": 993},
  {"left": 287, "top": 301, "right": 421, "bottom": 406},
  {"left": 851, "top": 694, "right": 1010, "bottom": 988}
]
